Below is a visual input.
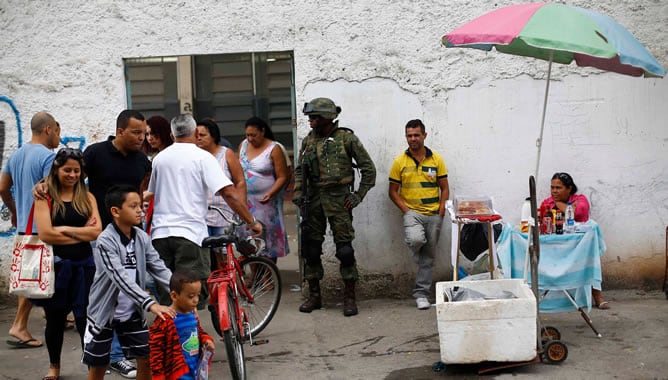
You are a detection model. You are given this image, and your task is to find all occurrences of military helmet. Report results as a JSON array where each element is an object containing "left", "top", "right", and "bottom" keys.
[{"left": 302, "top": 97, "right": 341, "bottom": 120}]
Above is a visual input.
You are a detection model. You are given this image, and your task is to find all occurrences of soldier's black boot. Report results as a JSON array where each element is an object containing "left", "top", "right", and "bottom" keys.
[
  {"left": 299, "top": 279, "right": 322, "bottom": 313},
  {"left": 343, "top": 280, "right": 358, "bottom": 317}
]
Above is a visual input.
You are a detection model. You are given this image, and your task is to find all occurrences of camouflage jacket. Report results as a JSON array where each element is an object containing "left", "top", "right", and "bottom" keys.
[{"left": 294, "top": 124, "right": 376, "bottom": 201}]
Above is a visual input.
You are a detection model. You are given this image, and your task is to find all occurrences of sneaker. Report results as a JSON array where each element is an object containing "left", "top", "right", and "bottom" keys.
[
  {"left": 416, "top": 297, "right": 431, "bottom": 310},
  {"left": 109, "top": 359, "right": 137, "bottom": 379}
]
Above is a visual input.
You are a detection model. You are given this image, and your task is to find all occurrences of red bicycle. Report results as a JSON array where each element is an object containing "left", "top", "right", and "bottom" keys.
[{"left": 202, "top": 206, "right": 282, "bottom": 380}]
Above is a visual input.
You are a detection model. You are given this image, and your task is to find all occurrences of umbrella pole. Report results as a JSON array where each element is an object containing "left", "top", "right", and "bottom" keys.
[{"left": 534, "top": 50, "right": 554, "bottom": 180}]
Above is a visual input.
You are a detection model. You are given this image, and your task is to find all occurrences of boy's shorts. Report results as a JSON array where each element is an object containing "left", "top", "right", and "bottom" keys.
[{"left": 82, "top": 312, "right": 149, "bottom": 367}]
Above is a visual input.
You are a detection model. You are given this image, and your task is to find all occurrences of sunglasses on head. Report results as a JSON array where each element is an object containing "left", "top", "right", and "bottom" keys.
[
  {"left": 56, "top": 147, "right": 83, "bottom": 160},
  {"left": 555, "top": 172, "right": 572, "bottom": 183}
]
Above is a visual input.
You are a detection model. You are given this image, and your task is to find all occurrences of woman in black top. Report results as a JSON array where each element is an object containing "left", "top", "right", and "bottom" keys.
[{"left": 34, "top": 148, "right": 102, "bottom": 380}]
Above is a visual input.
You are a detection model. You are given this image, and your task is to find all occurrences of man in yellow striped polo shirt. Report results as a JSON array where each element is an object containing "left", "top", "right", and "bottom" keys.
[{"left": 388, "top": 119, "right": 449, "bottom": 310}]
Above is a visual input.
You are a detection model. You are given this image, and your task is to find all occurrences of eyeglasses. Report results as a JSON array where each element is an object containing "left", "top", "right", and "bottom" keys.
[{"left": 56, "top": 147, "right": 83, "bottom": 160}]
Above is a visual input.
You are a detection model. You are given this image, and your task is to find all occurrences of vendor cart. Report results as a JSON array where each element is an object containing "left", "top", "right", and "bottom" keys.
[{"left": 435, "top": 176, "right": 567, "bottom": 374}]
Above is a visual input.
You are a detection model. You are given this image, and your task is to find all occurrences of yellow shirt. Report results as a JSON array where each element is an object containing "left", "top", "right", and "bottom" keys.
[{"left": 389, "top": 148, "right": 448, "bottom": 215}]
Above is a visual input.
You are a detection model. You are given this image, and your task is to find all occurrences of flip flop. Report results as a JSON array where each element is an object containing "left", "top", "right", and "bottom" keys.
[
  {"left": 596, "top": 301, "right": 610, "bottom": 310},
  {"left": 7, "top": 338, "right": 44, "bottom": 349}
]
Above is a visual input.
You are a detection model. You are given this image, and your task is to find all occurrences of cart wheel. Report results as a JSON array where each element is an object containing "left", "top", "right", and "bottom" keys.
[
  {"left": 541, "top": 326, "right": 561, "bottom": 341},
  {"left": 543, "top": 340, "right": 568, "bottom": 364}
]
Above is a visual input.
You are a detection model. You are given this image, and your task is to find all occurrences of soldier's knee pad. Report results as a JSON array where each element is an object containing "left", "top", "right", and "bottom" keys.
[
  {"left": 335, "top": 242, "right": 355, "bottom": 267},
  {"left": 302, "top": 239, "right": 323, "bottom": 264}
]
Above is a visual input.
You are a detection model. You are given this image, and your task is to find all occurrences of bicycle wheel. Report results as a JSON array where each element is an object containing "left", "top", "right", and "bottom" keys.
[
  {"left": 238, "top": 256, "right": 282, "bottom": 337},
  {"left": 224, "top": 288, "right": 246, "bottom": 380}
]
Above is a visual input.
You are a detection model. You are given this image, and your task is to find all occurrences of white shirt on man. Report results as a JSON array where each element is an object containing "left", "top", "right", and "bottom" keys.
[{"left": 148, "top": 142, "right": 232, "bottom": 245}]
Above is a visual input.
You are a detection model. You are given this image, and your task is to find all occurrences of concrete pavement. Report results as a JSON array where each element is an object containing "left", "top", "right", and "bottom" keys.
[
  {"left": 2, "top": 209, "right": 667, "bottom": 379},
  {"left": 1, "top": 286, "right": 667, "bottom": 379}
]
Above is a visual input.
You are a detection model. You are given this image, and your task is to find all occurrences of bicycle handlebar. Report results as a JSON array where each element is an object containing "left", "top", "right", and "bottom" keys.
[
  {"left": 205, "top": 205, "right": 266, "bottom": 255},
  {"left": 208, "top": 205, "right": 243, "bottom": 227}
]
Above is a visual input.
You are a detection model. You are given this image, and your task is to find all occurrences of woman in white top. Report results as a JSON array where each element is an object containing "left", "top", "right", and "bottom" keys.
[{"left": 196, "top": 118, "right": 247, "bottom": 237}]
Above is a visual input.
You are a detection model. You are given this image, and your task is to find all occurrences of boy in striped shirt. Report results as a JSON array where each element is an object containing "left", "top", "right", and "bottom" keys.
[{"left": 149, "top": 271, "right": 215, "bottom": 379}]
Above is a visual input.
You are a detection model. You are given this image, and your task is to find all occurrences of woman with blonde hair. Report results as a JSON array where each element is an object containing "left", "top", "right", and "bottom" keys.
[{"left": 33, "top": 147, "right": 102, "bottom": 380}]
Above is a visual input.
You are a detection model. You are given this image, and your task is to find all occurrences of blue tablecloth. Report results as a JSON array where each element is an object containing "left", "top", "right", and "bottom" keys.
[{"left": 496, "top": 220, "right": 606, "bottom": 313}]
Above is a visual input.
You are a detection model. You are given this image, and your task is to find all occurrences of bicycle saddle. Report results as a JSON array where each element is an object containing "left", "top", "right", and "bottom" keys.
[{"left": 201, "top": 235, "right": 236, "bottom": 248}]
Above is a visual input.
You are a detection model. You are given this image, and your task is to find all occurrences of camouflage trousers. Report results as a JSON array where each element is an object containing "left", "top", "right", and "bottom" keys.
[{"left": 301, "top": 185, "right": 358, "bottom": 281}]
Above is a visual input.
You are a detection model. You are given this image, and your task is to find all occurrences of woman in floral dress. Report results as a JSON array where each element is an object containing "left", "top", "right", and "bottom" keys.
[{"left": 238, "top": 117, "right": 289, "bottom": 260}]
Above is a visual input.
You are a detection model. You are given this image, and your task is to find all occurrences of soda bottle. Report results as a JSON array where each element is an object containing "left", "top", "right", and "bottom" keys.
[
  {"left": 520, "top": 197, "right": 531, "bottom": 233},
  {"left": 541, "top": 206, "right": 552, "bottom": 235},
  {"left": 565, "top": 201, "right": 575, "bottom": 233},
  {"left": 555, "top": 209, "right": 564, "bottom": 235}
]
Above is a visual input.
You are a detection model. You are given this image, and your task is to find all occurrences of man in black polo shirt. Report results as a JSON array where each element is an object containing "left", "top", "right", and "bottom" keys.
[
  {"left": 84, "top": 110, "right": 151, "bottom": 227},
  {"left": 83, "top": 109, "right": 150, "bottom": 378}
]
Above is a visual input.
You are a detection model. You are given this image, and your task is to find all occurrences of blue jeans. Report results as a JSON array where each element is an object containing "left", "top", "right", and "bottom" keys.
[
  {"left": 144, "top": 276, "right": 159, "bottom": 301},
  {"left": 208, "top": 225, "right": 227, "bottom": 236},
  {"left": 110, "top": 332, "right": 123, "bottom": 363}
]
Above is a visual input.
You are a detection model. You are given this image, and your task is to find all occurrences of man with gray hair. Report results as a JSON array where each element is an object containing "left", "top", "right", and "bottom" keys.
[{"left": 145, "top": 114, "right": 262, "bottom": 307}]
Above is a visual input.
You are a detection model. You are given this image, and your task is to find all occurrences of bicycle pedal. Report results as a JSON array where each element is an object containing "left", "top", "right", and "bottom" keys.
[{"left": 250, "top": 339, "right": 269, "bottom": 346}]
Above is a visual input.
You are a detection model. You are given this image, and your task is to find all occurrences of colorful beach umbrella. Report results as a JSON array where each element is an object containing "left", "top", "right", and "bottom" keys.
[{"left": 442, "top": 2, "right": 666, "bottom": 177}]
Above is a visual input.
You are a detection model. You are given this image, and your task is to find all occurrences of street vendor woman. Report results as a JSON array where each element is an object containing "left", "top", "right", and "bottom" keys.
[
  {"left": 540, "top": 172, "right": 589, "bottom": 222},
  {"left": 541, "top": 172, "right": 609, "bottom": 309}
]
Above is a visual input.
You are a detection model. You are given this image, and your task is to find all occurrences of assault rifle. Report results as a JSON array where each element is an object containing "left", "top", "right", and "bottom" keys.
[{"left": 294, "top": 158, "right": 310, "bottom": 223}]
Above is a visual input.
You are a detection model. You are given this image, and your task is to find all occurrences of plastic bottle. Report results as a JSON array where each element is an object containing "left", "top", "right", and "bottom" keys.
[
  {"left": 541, "top": 206, "right": 552, "bottom": 235},
  {"left": 520, "top": 197, "right": 531, "bottom": 233},
  {"left": 565, "top": 201, "right": 575, "bottom": 233},
  {"left": 555, "top": 209, "right": 564, "bottom": 235}
]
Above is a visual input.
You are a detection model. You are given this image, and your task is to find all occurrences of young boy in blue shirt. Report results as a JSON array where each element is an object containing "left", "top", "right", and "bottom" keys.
[
  {"left": 83, "top": 184, "right": 175, "bottom": 380},
  {"left": 149, "top": 271, "right": 215, "bottom": 379}
]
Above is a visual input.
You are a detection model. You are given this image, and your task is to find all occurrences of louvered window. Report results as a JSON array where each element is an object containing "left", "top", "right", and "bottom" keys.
[{"left": 124, "top": 52, "right": 295, "bottom": 152}]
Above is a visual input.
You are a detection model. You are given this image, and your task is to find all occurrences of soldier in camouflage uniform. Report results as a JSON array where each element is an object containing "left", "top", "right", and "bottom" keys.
[{"left": 293, "top": 98, "right": 376, "bottom": 317}]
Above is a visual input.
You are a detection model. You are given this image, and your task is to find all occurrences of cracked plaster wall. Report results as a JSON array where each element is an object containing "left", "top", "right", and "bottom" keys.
[{"left": 0, "top": 0, "right": 667, "bottom": 292}]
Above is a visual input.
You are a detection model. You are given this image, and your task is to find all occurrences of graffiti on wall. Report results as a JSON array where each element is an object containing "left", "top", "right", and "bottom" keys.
[{"left": 0, "top": 95, "right": 87, "bottom": 237}]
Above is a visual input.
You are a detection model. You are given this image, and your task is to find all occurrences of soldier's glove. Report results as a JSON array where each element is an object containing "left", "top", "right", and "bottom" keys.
[{"left": 344, "top": 192, "right": 361, "bottom": 210}]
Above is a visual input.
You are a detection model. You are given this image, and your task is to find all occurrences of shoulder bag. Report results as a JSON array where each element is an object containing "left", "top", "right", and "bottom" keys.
[{"left": 8, "top": 201, "right": 55, "bottom": 299}]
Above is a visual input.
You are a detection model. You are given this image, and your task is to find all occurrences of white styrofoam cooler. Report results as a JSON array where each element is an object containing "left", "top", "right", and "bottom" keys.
[{"left": 435, "top": 279, "right": 537, "bottom": 364}]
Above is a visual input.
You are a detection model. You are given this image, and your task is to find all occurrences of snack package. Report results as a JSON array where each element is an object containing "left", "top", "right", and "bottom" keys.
[
  {"left": 454, "top": 195, "right": 494, "bottom": 218},
  {"left": 197, "top": 346, "right": 214, "bottom": 380}
]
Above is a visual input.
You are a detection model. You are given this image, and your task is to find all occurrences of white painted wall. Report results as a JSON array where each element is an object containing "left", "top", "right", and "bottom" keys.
[{"left": 1, "top": 0, "right": 666, "bottom": 290}]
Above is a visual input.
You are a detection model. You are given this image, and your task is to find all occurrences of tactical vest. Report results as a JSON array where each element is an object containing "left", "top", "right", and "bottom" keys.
[{"left": 301, "top": 127, "right": 355, "bottom": 188}]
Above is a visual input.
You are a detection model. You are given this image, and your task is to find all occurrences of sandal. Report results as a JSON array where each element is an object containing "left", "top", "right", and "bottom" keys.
[
  {"left": 42, "top": 363, "right": 60, "bottom": 380},
  {"left": 595, "top": 301, "right": 610, "bottom": 310},
  {"left": 592, "top": 289, "right": 609, "bottom": 310}
]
